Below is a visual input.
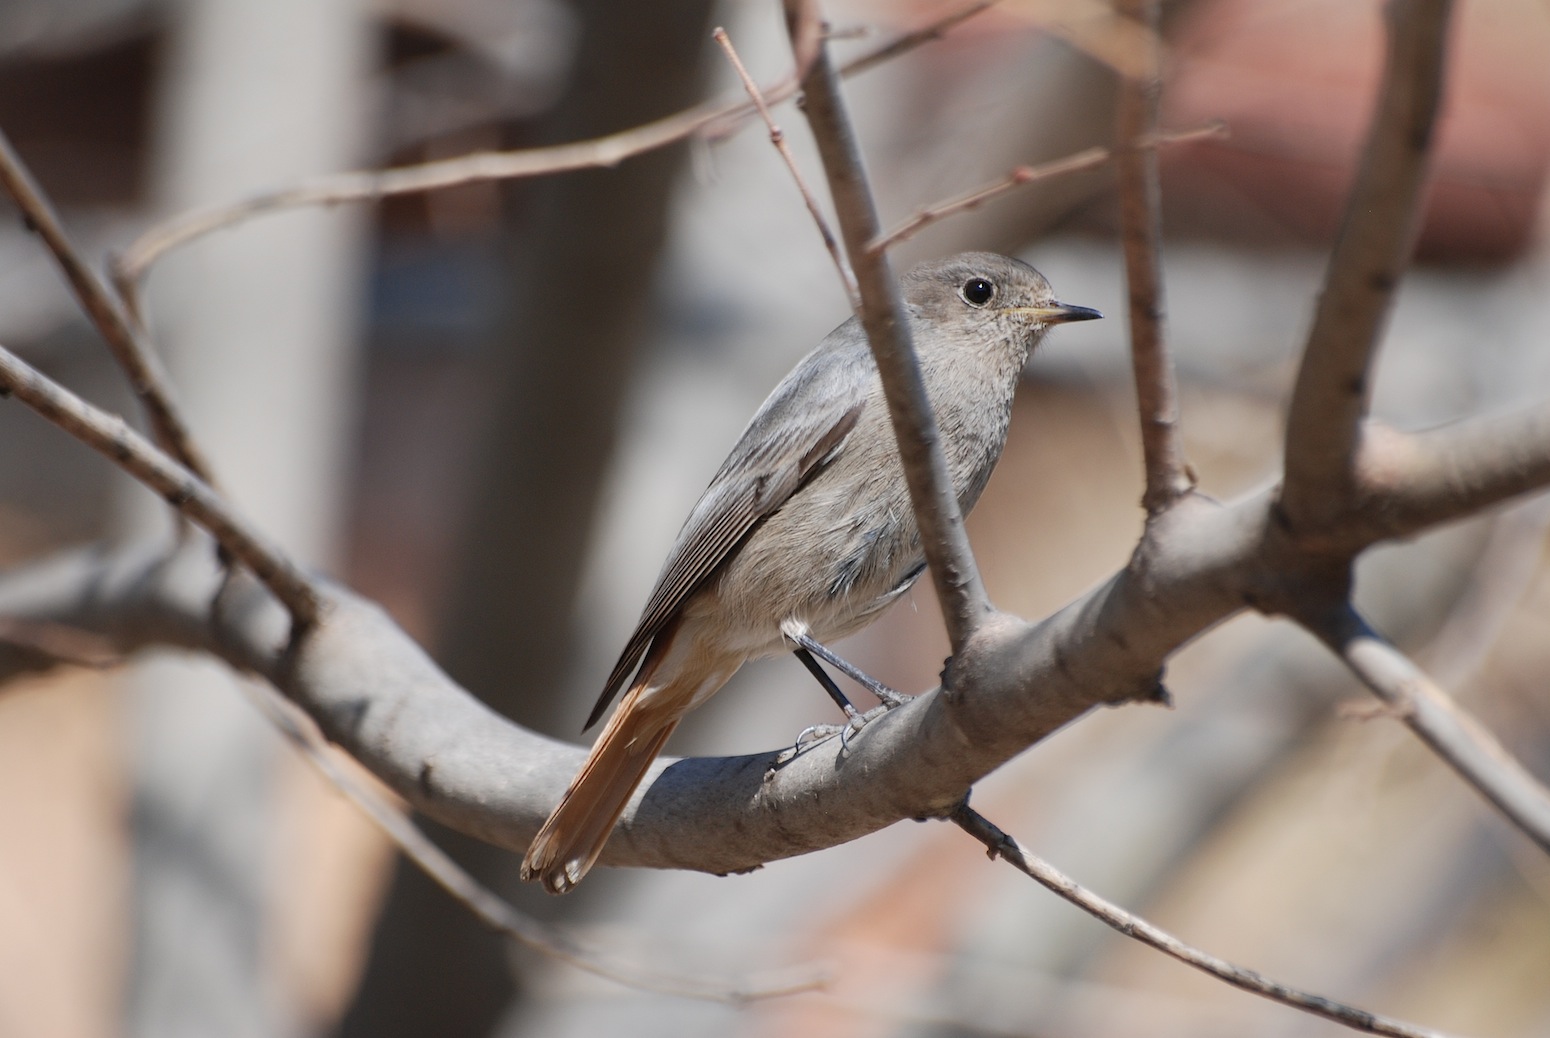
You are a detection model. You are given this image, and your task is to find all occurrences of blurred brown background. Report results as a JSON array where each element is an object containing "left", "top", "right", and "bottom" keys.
[{"left": 1, "top": 0, "right": 1549, "bottom": 1035}]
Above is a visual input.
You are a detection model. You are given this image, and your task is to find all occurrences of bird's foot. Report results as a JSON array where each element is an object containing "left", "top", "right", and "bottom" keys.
[
  {"left": 791, "top": 702, "right": 890, "bottom": 754},
  {"left": 790, "top": 632, "right": 915, "bottom": 710}
]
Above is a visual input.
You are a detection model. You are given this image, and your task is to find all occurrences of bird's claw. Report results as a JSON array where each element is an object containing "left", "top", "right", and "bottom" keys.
[{"left": 790, "top": 703, "right": 891, "bottom": 755}]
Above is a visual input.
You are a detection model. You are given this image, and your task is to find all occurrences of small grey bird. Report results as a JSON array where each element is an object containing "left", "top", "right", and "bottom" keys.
[{"left": 521, "top": 252, "right": 1100, "bottom": 893}]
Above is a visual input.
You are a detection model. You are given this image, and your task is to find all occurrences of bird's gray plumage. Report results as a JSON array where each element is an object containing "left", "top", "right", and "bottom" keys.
[
  {"left": 585, "top": 252, "right": 1074, "bottom": 727},
  {"left": 530, "top": 250, "right": 1100, "bottom": 893}
]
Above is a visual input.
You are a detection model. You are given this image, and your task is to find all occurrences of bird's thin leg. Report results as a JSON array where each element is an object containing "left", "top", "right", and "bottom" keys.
[
  {"left": 791, "top": 632, "right": 913, "bottom": 708},
  {"left": 791, "top": 647, "right": 872, "bottom": 751},
  {"left": 794, "top": 646, "right": 864, "bottom": 721}
]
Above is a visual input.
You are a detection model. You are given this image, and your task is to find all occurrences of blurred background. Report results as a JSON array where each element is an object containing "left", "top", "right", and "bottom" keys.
[{"left": 1, "top": 0, "right": 1549, "bottom": 1035}]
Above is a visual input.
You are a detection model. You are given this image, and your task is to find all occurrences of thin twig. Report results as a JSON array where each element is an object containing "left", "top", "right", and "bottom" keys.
[
  {"left": 869, "top": 122, "right": 1226, "bottom": 254},
  {"left": 714, "top": 26, "right": 858, "bottom": 307},
  {"left": 1280, "top": 0, "right": 1453, "bottom": 530},
  {"left": 0, "top": 129, "right": 216, "bottom": 484},
  {"left": 838, "top": 0, "right": 997, "bottom": 77},
  {"left": 110, "top": 0, "right": 999, "bottom": 303},
  {"left": 951, "top": 803, "right": 1459, "bottom": 1038},
  {"left": 242, "top": 678, "right": 826, "bottom": 1002},
  {"left": 1311, "top": 605, "right": 1550, "bottom": 853},
  {"left": 788, "top": 4, "right": 991, "bottom": 649},
  {"left": 0, "top": 341, "right": 321, "bottom": 626},
  {"left": 0, "top": 617, "right": 124, "bottom": 669},
  {"left": 1115, "top": 0, "right": 1191, "bottom": 513}
]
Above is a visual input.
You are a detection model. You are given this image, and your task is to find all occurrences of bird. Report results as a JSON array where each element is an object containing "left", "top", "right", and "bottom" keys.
[{"left": 521, "top": 252, "right": 1100, "bottom": 893}]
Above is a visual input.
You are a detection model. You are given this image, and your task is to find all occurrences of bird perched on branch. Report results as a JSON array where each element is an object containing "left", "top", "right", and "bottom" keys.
[{"left": 521, "top": 252, "right": 1100, "bottom": 893}]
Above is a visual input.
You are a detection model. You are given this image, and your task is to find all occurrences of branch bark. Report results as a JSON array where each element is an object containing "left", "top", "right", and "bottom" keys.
[
  {"left": 953, "top": 805, "right": 1460, "bottom": 1038},
  {"left": 4, "top": 281, "right": 1550, "bottom": 875},
  {"left": 0, "top": 342, "right": 320, "bottom": 625},
  {"left": 1311, "top": 605, "right": 1550, "bottom": 852},
  {"left": 1281, "top": 0, "right": 1452, "bottom": 531},
  {"left": 1114, "top": 0, "right": 1191, "bottom": 513},
  {"left": 788, "top": 6, "right": 992, "bottom": 651},
  {"left": 1348, "top": 408, "right": 1550, "bottom": 545},
  {"left": 0, "top": 129, "right": 215, "bottom": 483}
]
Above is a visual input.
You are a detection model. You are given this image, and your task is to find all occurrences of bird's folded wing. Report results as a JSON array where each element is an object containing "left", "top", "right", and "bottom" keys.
[{"left": 584, "top": 327, "right": 873, "bottom": 729}]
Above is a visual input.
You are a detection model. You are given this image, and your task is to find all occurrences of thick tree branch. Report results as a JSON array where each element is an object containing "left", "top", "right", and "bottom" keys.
[
  {"left": 1114, "top": 0, "right": 1191, "bottom": 513},
  {"left": 1281, "top": 0, "right": 1452, "bottom": 530},
  {"left": 789, "top": 6, "right": 992, "bottom": 650},
  {"left": 953, "top": 805, "right": 1459, "bottom": 1038},
  {"left": 1310, "top": 605, "right": 1550, "bottom": 852},
  {"left": 8, "top": 196, "right": 1550, "bottom": 881},
  {"left": 3, "top": 395, "right": 1549, "bottom": 879},
  {"left": 0, "top": 129, "right": 215, "bottom": 483},
  {"left": 1347, "top": 407, "right": 1550, "bottom": 545}
]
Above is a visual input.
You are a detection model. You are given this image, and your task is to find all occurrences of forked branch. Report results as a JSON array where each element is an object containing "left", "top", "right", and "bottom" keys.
[
  {"left": 0, "top": 129, "right": 215, "bottom": 484},
  {"left": 1281, "top": 0, "right": 1453, "bottom": 530},
  {"left": 0, "top": 342, "right": 320, "bottom": 625}
]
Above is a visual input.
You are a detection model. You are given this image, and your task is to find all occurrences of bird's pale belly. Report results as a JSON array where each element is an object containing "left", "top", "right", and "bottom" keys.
[{"left": 679, "top": 457, "right": 926, "bottom": 662}]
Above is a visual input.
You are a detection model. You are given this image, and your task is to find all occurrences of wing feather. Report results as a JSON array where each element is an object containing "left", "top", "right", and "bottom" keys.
[{"left": 584, "top": 324, "right": 873, "bottom": 729}]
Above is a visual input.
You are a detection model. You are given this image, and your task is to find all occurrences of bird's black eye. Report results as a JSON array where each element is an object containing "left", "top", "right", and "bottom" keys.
[{"left": 960, "top": 277, "right": 995, "bottom": 307}]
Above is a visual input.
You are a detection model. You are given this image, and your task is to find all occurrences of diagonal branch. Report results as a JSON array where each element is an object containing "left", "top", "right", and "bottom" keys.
[
  {"left": 0, "top": 341, "right": 320, "bottom": 626},
  {"left": 714, "top": 25, "right": 857, "bottom": 306},
  {"left": 1114, "top": 0, "right": 1191, "bottom": 514},
  {"left": 869, "top": 122, "right": 1226, "bottom": 255},
  {"left": 1309, "top": 605, "right": 1550, "bottom": 852},
  {"left": 0, "top": 129, "right": 216, "bottom": 484},
  {"left": 788, "top": 2, "right": 992, "bottom": 650},
  {"left": 109, "top": 0, "right": 999, "bottom": 302},
  {"left": 952, "top": 804, "right": 1460, "bottom": 1038},
  {"left": 1280, "top": 0, "right": 1453, "bottom": 531}
]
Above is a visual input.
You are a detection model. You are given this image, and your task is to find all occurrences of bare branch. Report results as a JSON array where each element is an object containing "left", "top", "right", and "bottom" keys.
[
  {"left": 243, "top": 678, "right": 826, "bottom": 1002},
  {"left": 0, "top": 342, "right": 320, "bottom": 626},
  {"left": 1114, "top": 0, "right": 1191, "bottom": 513},
  {"left": 838, "top": 0, "right": 997, "bottom": 77},
  {"left": 789, "top": 6, "right": 992, "bottom": 650},
  {"left": 713, "top": 26, "right": 857, "bottom": 307},
  {"left": 1310, "top": 605, "right": 1550, "bottom": 853},
  {"left": 110, "top": 0, "right": 999, "bottom": 301},
  {"left": 1281, "top": 0, "right": 1453, "bottom": 530},
  {"left": 1, "top": 456, "right": 1541, "bottom": 882},
  {"left": 0, "top": 128, "right": 216, "bottom": 484},
  {"left": 952, "top": 804, "right": 1460, "bottom": 1038},
  {"left": 0, "top": 617, "right": 123, "bottom": 669},
  {"left": 868, "top": 123, "right": 1226, "bottom": 254},
  {"left": 1346, "top": 408, "right": 1550, "bottom": 545}
]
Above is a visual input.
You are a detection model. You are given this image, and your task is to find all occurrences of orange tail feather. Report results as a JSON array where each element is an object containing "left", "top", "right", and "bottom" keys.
[{"left": 521, "top": 688, "right": 680, "bottom": 894}]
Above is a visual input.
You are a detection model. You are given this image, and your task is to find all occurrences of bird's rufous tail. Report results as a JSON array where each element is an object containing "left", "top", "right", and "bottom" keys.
[{"left": 521, "top": 684, "right": 680, "bottom": 894}]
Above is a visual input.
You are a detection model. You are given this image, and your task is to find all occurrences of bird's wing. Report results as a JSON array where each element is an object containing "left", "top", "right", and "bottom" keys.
[{"left": 584, "top": 324, "right": 874, "bottom": 729}]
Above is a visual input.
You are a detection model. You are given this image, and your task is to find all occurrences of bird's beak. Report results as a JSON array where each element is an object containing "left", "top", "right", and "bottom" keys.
[{"left": 1004, "top": 302, "right": 1103, "bottom": 324}]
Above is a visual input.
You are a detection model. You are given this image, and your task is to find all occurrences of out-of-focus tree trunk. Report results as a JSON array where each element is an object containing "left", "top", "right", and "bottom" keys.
[
  {"left": 336, "top": 2, "right": 715, "bottom": 1036},
  {"left": 124, "top": 0, "right": 370, "bottom": 1035}
]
